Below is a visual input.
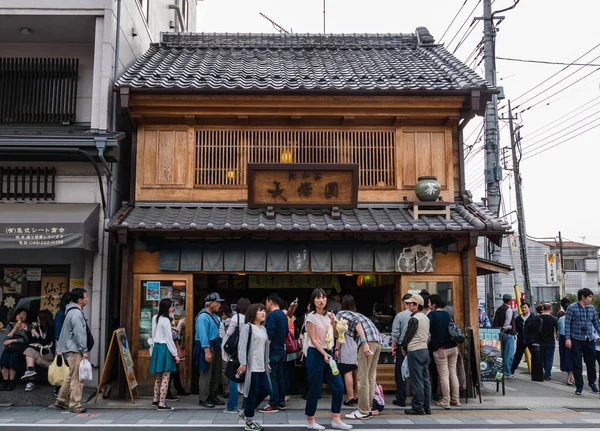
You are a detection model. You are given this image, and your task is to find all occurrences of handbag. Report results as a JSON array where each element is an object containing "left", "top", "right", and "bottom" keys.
[
  {"left": 448, "top": 313, "right": 465, "bottom": 344},
  {"left": 48, "top": 355, "right": 69, "bottom": 386},
  {"left": 401, "top": 357, "right": 410, "bottom": 380},
  {"left": 224, "top": 324, "right": 252, "bottom": 383},
  {"left": 223, "top": 314, "right": 240, "bottom": 356},
  {"left": 5, "top": 340, "right": 27, "bottom": 353},
  {"left": 285, "top": 332, "right": 301, "bottom": 354}
]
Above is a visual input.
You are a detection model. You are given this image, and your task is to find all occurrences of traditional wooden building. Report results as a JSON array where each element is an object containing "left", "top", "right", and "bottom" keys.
[{"left": 110, "top": 30, "right": 509, "bottom": 391}]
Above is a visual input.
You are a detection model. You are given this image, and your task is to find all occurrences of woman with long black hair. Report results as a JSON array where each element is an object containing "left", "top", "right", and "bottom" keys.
[
  {"left": 21, "top": 309, "right": 55, "bottom": 391},
  {"left": 304, "top": 288, "right": 352, "bottom": 430},
  {"left": 237, "top": 303, "right": 270, "bottom": 431},
  {"left": 150, "top": 298, "right": 181, "bottom": 410}
]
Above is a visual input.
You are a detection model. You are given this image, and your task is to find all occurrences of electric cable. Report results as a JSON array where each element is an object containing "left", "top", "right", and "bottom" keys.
[
  {"left": 497, "top": 56, "right": 600, "bottom": 67},
  {"left": 522, "top": 121, "right": 600, "bottom": 161},
  {"left": 445, "top": 0, "right": 481, "bottom": 52},
  {"left": 439, "top": 0, "right": 470, "bottom": 44}
]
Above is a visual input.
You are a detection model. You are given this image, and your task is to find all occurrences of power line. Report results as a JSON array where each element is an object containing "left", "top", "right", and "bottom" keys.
[
  {"left": 522, "top": 121, "right": 600, "bottom": 161},
  {"left": 497, "top": 56, "right": 600, "bottom": 67},
  {"left": 522, "top": 112, "right": 600, "bottom": 155},
  {"left": 499, "top": 42, "right": 600, "bottom": 108},
  {"left": 445, "top": 0, "right": 481, "bottom": 52},
  {"left": 453, "top": 20, "right": 480, "bottom": 54},
  {"left": 517, "top": 62, "right": 600, "bottom": 114},
  {"left": 439, "top": 0, "right": 470, "bottom": 44},
  {"left": 518, "top": 96, "right": 600, "bottom": 139},
  {"left": 522, "top": 102, "right": 600, "bottom": 145}
]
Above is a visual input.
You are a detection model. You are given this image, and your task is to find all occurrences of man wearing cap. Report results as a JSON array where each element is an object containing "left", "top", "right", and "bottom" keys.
[
  {"left": 195, "top": 292, "right": 225, "bottom": 408},
  {"left": 492, "top": 294, "right": 517, "bottom": 378},
  {"left": 401, "top": 295, "right": 431, "bottom": 416},
  {"left": 391, "top": 293, "right": 413, "bottom": 407}
]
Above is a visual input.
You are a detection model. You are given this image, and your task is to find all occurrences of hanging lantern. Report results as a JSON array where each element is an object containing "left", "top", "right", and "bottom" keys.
[
  {"left": 356, "top": 274, "right": 363, "bottom": 287},
  {"left": 362, "top": 274, "right": 376, "bottom": 287}
]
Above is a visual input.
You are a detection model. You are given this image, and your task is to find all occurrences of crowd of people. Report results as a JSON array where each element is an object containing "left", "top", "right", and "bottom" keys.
[
  {"left": 154, "top": 287, "right": 464, "bottom": 430},
  {"left": 482, "top": 288, "right": 600, "bottom": 397},
  {"left": 0, "top": 287, "right": 94, "bottom": 414}
]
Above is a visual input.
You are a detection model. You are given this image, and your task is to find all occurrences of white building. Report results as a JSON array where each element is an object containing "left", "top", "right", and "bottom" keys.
[
  {"left": 0, "top": 0, "right": 197, "bottom": 383},
  {"left": 478, "top": 236, "right": 600, "bottom": 310}
]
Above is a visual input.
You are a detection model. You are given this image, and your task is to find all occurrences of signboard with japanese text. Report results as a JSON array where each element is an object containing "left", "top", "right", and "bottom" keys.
[
  {"left": 247, "top": 163, "right": 358, "bottom": 208},
  {"left": 545, "top": 253, "right": 558, "bottom": 284},
  {"left": 40, "top": 276, "right": 69, "bottom": 313}
]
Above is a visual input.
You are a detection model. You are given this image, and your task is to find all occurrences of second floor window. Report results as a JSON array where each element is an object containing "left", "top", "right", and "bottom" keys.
[
  {"left": 563, "top": 258, "right": 585, "bottom": 271},
  {"left": 194, "top": 128, "right": 396, "bottom": 189},
  {"left": 0, "top": 58, "right": 79, "bottom": 124}
]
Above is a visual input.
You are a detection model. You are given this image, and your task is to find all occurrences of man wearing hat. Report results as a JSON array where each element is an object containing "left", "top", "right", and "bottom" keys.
[
  {"left": 401, "top": 294, "right": 431, "bottom": 415},
  {"left": 492, "top": 293, "right": 517, "bottom": 378},
  {"left": 195, "top": 292, "right": 225, "bottom": 408}
]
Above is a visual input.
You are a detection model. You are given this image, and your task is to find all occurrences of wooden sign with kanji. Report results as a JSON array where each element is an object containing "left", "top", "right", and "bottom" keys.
[{"left": 247, "top": 163, "right": 358, "bottom": 208}]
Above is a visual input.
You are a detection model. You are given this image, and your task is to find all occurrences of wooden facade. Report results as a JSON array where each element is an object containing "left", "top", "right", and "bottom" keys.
[{"left": 112, "top": 32, "right": 505, "bottom": 395}]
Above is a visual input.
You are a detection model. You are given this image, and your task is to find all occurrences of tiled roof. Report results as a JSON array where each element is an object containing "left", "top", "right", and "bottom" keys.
[
  {"left": 116, "top": 32, "right": 490, "bottom": 92},
  {"left": 109, "top": 203, "right": 509, "bottom": 234},
  {"left": 539, "top": 240, "right": 600, "bottom": 249}
]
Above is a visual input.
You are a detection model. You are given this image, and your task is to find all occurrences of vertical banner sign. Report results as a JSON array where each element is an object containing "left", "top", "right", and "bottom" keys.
[
  {"left": 545, "top": 253, "right": 558, "bottom": 284},
  {"left": 479, "top": 328, "right": 503, "bottom": 382},
  {"left": 40, "top": 276, "right": 69, "bottom": 314}
]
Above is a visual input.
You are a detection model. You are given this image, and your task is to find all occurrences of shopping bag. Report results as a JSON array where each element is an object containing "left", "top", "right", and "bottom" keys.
[
  {"left": 79, "top": 358, "right": 93, "bottom": 381},
  {"left": 401, "top": 358, "right": 410, "bottom": 380},
  {"left": 48, "top": 355, "right": 69, "bottom": 386}
]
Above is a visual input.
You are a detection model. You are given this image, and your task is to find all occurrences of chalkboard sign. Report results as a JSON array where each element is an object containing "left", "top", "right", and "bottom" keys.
[
  {"left": 479, "top": 328, "right": 503, "bottom": 382},
  {"left": 94, "top": 328, "right": 138, "bottom": 404}
]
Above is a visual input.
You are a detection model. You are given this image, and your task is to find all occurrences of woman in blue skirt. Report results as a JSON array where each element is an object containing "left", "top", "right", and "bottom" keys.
[{"left": 150, "top": 298, "right": 181, "bottom": 410}]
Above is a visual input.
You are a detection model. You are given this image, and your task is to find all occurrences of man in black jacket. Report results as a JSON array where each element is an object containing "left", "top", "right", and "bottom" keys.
[{"left": 511, "top": 302, "right": 541, "bottom": 374}]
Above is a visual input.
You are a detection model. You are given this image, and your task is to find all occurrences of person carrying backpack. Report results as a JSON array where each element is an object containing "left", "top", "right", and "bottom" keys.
[
  {"left": 53, "top": 288, "right": 93, "bottom": 414},
  {"left": 222, "top": 297, "right": 250, "bottom": 413}
]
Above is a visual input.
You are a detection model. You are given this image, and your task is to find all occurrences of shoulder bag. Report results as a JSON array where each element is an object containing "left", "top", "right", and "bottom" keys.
[
  {"left": 224, "top": 323, "right": 251, "bottom": 383},
  {"left": 223, "top": 314, "right": 240, "bottom": 356},
  {"left": 447, "top": 312, "right": 465, "bottom": 344}
]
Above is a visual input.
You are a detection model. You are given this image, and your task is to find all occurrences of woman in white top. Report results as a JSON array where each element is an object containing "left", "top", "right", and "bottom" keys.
[
  {"left": 237, "top": 303, "right": 270, "bottom": 431},
  {"left": 150, "top": 298, "right": 181, "bottom": 411},
  {"left": 304, "top": 288, "right": 352, "bottom": 430},
  {"left": 223, "top": 297, "right": 251, "bottom": 413}
]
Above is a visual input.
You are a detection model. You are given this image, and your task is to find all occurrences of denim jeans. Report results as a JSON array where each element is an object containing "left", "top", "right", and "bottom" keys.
[
  {"left": 541, "top": 342, "right": 556, "bottom": 378},
  {"left": 501, "top": 333, "right": 515, "bottom": 375},
  {"left": 268, "top": 353, "right": 287, "bottom": 407},
  {"left": 394, "top": 351, "right": 407, "bottom": 405},
  {"left": 407, "top": 348, "right": 431, "bottom": 412},
  {"left": 244, "top": 372, "right": 270, "bottom": 419},
  {"left": 304, "top": 347, "right": 344, "bottom": 417},
  {"left": 227, "top": 379, "right": 239, "bottom": 411},
  {"left": 570, "top": 338, "right": 597, "bottom": 389}
]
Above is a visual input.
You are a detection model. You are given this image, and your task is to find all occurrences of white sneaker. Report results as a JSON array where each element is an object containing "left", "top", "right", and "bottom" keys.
[
  {"left": 331, "top": 421, "right": 353, "bottom": 430},
  {"left": 25, "top": 382, "right": 35, "bottom": 392},
  {"left": 345, "top": 410, "right": 371, "bottom": 420},
  {"left": 306, "top": 422, "right": 325, "bottom": 430}
]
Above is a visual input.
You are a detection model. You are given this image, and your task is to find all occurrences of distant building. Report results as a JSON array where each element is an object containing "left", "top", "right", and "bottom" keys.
[
  {"left": 478, "top": 236, "right": 600, "bottom": 309},
  {"left": 0, "top": 0, "right": 197, "bottom": 383}
]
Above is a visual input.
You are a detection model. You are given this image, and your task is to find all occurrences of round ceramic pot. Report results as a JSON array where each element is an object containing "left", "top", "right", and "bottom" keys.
[{"left": 415, "top": 176, "right": 441, "bottom": 202}]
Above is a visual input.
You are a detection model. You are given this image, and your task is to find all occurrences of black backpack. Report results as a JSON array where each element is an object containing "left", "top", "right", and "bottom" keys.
[
  {"left": 223, "top": 314, "right": 241, "bottom": 356},
  {"left": 65, "top": 307, "right": 95, "bottom": 351}
]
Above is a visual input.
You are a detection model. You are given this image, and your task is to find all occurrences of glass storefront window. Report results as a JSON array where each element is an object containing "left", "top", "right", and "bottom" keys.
[
  {"left": 407, "top": 280, "right": 453, "bottom": 306},
  {"left": 0, "top": 265, "right": 70, "bottom": 326},
  {"left": 139, "top": 279, "right": 186, "bottom": 350}
]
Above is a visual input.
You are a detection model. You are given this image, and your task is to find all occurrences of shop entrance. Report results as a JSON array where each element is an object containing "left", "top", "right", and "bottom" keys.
[{"left": 190, "top": 273, "right": 399, "bottom": 394}]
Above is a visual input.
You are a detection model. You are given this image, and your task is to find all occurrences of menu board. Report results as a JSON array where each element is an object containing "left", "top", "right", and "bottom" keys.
[{"left": 479, "top": 328, "right": 503, "bottom": 382}]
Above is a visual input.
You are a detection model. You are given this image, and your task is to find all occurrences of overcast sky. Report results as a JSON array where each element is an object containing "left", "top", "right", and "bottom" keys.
[{"left": 196, "top": 0, "right": 600, "bottom": 247}]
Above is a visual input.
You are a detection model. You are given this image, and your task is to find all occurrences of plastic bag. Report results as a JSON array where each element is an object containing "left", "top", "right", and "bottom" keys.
[
  {"left": 79, "top": 358, "right": 93, "bottom": 381},
  {"left": 48, "top": 355, "right": 69, "bottom": 386},
  {"left": 401, "top": 358, "right": 410, "bottom": 380}
]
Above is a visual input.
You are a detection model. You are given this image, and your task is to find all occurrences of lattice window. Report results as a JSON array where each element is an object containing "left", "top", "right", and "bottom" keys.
[{"left": 194, "top": 128, "right": 396, "bottom": 188}]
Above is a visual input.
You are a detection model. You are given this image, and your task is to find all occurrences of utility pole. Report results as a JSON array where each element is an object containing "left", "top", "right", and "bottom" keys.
[
  {"left": 558, "top": 231, "right": 566, "bottom": 298},
  {"left": 479, "top": 0, "right": 503, "bottom": 313},
  {"left": 508, "top": 100, "right": 532, "bottom": 304}
]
